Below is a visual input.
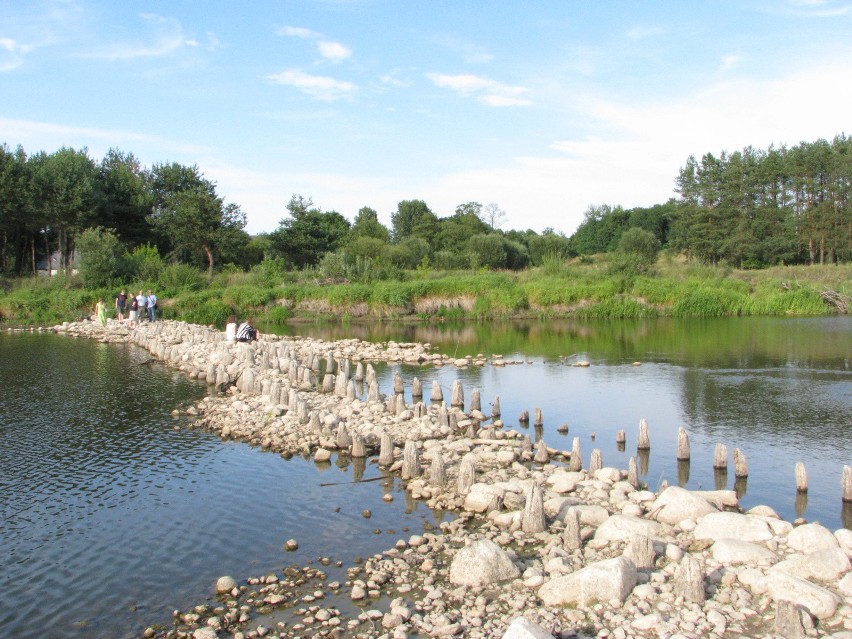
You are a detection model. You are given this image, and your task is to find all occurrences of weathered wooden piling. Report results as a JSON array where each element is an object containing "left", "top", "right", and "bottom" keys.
[
  {"left": 844, "top": 465, "right": 852, "bottom": 503},
  {"left": 378, "top": 431, "right": 394, "bottom": 466},
  {"left": 401, "top": 440, "right": 420, "bottom": 479},
  {"left": 470, "top": 388, "right": 481, "bottom": 413},
  {"left": 674, "top": 554, "right": 705, "bottom": 604},
  {"left": 733, "top": 448, "right": 749, "bottom": 478},
  {"left": 562, "top": 507, "right": 581, "bottom": 550},
  {"left": 368, "top": 380, "right": 380, "bottom": 402},
  {"left": 429, "top": 454, "right": 446, "bottom": 487},
  {"left": 522, "top": 483, "right": 546, "bottom": 533},
  {"left": 335, "top": 423, "right": 352, "bottom": 449},
  {"left": 676, "top": 427, "right": 690, "bottom": 461},
  {"left": 637, "top": 418, "right": 650, "bottom": 450},
  {"left": 616, "top": 429, "right": 626, "bottom": 445},
  {"left": 627, "top": 456, "right": 638, "bottom": 488},
  {"left": 411, "top": 377, "right": 422, "bottom": 398},
  {"left": 795, "top": 462, "right": 808, "bottom": 493},
  {"left": 454, "top": 454, "right": 475, "bottom": 494},
  {"left": 519, "top": 410, "right": 530, "bottom": 424},
  {"left": 451, "top": 379, "right": 464, "bottom": 408},
  {"left": 322, "top": 373, "right": 334, "bottom": 393},
  {"left": 713, "top": 443, "right": 728, "bottom": 470},
  {"left": 568, "top": 437, "right": 582, "bottom": 472},
  {"left": 533, "top": 408, "right": 544, "bottom": 427},
  {"left": 393, "top": 371, "right": 404, "bottom": 396},
  {"left": 491, "top": 396, "right": 501, "bottom": 419},
  {"left": 430, "top": 380, "right": 443, "bottom": 403},
  {"left": 350, "top": 433, "right": 366, "bottom": 458},
  {"left": 354, "top": 361, "right": 364, "bottom": 382},
  {"left": 589, "top": 448, "right": 602, "bottom": 474}
]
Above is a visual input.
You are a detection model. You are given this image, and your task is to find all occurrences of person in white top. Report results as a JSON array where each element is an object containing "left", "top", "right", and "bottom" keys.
[{"left": 225, "top": 315, "right": 237, "bottom": 342}]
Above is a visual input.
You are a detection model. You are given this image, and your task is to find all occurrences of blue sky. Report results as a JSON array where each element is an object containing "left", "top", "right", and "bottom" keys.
[{"left": 1, "top": 1, "right": 850, "bottom": 235}]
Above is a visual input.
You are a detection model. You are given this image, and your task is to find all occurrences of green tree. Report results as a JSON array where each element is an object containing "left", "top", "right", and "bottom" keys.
[
  {"left": 468, "top": 233, "right": 507, "bottom": 269},
  {"left": 94, "top": 149, "right": 151, "bottom": 248},
  {"left": 391, "top": 199, "right": 432, "bottom": 242},
  {"left": 348, "top": 206, "right": 390, "bottom": 242},
  {"left": 270, "top": 195, "right": 351, "bottom": 268},
  {"left": 0, "top": 144, "right": 36, "bottom": 274}
]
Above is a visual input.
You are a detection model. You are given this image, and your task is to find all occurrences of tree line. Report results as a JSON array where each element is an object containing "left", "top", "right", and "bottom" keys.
[{"left": 1, "top": 134, "right": 849, "bottom": 284}]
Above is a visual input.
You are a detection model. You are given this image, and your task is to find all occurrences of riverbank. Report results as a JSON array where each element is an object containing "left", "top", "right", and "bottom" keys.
[
  {"left": 4, "top": 262, "right": 850, "bottom": 327},
  {"left": 54, "top": 318, "right": 852, "bottom": 639}
]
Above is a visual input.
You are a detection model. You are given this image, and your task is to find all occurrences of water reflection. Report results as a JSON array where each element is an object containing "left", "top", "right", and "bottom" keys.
[{"left": 678, "top": 460, "right": 690, "bottom": 487}]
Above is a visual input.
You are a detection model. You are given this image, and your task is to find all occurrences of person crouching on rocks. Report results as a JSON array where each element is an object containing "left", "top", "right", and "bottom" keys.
[
  {"left": 236, "top": 318, "right": 257, "bottom": 342},
  {"left": 225, "top": 315, "right": 237, "bottom": 343}
]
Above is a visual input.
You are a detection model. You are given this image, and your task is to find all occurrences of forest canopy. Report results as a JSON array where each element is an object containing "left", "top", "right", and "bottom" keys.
[{"left": 0, "top": 134, "right": 849, "bottom": 280}]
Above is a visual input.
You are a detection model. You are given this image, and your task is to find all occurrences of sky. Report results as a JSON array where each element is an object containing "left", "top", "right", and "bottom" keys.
[{"left": 1, "top": 1, "right": 851, "bottom": 236}]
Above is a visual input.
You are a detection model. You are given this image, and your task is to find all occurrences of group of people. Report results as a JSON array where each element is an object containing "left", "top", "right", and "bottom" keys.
[
  {"left": 225, "top": 315, "right": 258, "bottom": 343},
  {"left": 104, "top": 289, "right": 158, "bottom": 328}
]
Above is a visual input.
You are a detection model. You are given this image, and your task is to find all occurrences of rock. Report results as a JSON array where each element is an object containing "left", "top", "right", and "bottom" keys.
[
  {"left": 711, "top": 538, "right": 778, "bottom": 565},
  {"left": 463, "top": 483, "right": 505, "bottom": 513},
  {"left": 765, "top": 570, "right": 842, "bottom": 619},
  {"left": 193, "top": 629, "right": 218, "bottom": 639},
  {"left": 284, "top": 539, "right": 299, "bottom": 551},
  {"left": 547, "top": 470, "right": 584, "bottom": 494},
  {"left": 594, "top": 514, "right": 667, "bottom": 542},
  {"left": 501, "top": 617, "right": 554, "bottom": 639},
  {"left": 693, "top": 512, "right": 772, "bottom": 543},
  {"left": 449, "top": 539, "right": 521, "bottom": 586},
  {"left": 538, "top": 556, "right": 637, "bottom": 606},
  {"left": 314, "top": 448, "right": 332, "bottom": 462},
  {"left": 787, "top": 522, "right": 840, "bottom": 553},
  {"left": 770, "top": 547, "right": 851, "bottom": 581},
  {"left": 836, "top": 528, "right": 852, "bottom": 558},
  {"left": 774, "top": 600, "right": 808, "bottom": 639},
  {"left": 216, "top": 575, "right": 237, "bottom": 593},
  {"left": 570, "top": 504, "right": 610, "bottom": 527},
  {"left": 648, "top": 486, "right": 718, "bottom": 525},
  {"left": 351, "top": 585, "right": 366, "bottom": 600},
  {"left": 839, "top": 572, "right": 852, "bottom": 597}
]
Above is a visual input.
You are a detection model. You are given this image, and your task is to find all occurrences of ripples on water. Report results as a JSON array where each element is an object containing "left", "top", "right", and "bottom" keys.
[{"left": 0, "top": 335, "right": 441, "bottom": 639}]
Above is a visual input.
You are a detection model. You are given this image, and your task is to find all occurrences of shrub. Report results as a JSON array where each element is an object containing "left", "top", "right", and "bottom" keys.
[{"left": 76, "top": 227, "right": 124, "bottom": 288}]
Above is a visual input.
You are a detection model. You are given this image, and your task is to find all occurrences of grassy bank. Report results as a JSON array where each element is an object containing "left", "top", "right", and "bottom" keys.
[{"left": 1, "top": 259, "right": 850, "bottom": 328}]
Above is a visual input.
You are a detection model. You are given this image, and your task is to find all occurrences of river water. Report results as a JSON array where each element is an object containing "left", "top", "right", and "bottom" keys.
[{"left": 1, "top": 317, "right": 850, "bottom": 638}]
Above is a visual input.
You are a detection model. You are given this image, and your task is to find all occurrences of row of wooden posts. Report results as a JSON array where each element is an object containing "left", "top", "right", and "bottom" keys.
[{"left": 317, "top": 361, "right": 852, "bottom": 505}]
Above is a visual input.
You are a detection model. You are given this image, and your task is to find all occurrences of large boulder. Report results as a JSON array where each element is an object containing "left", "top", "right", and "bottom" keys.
[
  {"left": 765, "top": 570, "right": 842, "bottom": 619},
  {"left": 539, "top": 556, "right": 637, "bottom": 606},
  {"left": 594, "top": 514, "right": 667, "bottom": 542},
  {"left": 449, "top": 539, "right": 520, "bottom": 587},
  {"left": 712, "top": 538, "right": 777, "bottom": 565},
  {"left": 786, "top": 523, "right": 839, "bottom": 553},
  {"left": 463, "top": 483, "right": 505, "bottom": 513},
  {"left": 648, "top": 486, "right": 718, "bottom": 525},
  {"left": 546, "top": 470, "right": 585, "bottom": 494},
  {"left": 770, "top": 547, "right": 851, "bottom": 582},
  {"left": 694, "top": 512, "right": 772, "bottom": 543}
]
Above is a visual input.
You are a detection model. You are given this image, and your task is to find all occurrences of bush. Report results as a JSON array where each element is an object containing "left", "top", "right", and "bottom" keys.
[
  {"left": 468, "top": 234, "right": 507, "bottom": 269},
  {"left": 157, "top": 263, "right": 206, "bottom": 294},
  {"left": 125, "top": 245, "right": 164, "bottom": 283},
  {"left": 76, "top": 227, "right": 124, "bottom": 288}
]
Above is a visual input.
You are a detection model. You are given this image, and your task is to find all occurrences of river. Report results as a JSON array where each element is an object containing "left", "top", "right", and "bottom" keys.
[{"left": 1, "top": 316, "right": 850, "bottom": 638}]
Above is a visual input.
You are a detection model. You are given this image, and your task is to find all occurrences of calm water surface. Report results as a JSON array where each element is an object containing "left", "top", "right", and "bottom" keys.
[
  {"left": 0, "top": 334, "right": 441, "bottom": 639},
  {"left": 1, "top": 317, "right": 850, "bottom": 638}
]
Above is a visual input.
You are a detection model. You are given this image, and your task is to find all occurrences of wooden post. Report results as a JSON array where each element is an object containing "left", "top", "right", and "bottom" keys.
[
  {"left": 637, "top": 418, "right": 650, "bottom": 450},
  {"left": 429, "top": 454, "right": 447, "bottom": 487},
  {"left": 568, "top": 437, "right": 582, "bottom": 472},
  {"left": 430, "top": 380, "right": 443, "bottom": 402},
  {"left": 534, "top": 407, "right": 543, "bottom": 427},
  {"left": 843, "top": 465, "right": 852, "bottom": 503},
  {"left": 491, "top": 396, "right": 501, "bottom": 419},
  {"left": 628, "top": 456, "right": 638, "bottom": 488},
  {"left": 795, "top": 462, "right": 808, "bottom": 493},
  {"left": 676, "top": 427, "right": 690, "bottom": 461},
  {"left": 457, "top": 454, "right": 476, "bottom": 495},
  {"left": 616, "top": 429, "right": 626, "bottom": 444},
  {"left": 393, "top": 370, "right": 404, "bottom": 395},
  {"left": 519, "top": 410, "right": 530, "bottom": 424},
  {"left": 713, "top": 443, "right": 728, "bottom": 470},
  {"left": 589, "top": 448, "right": 602, "bottom": 474},
  {"left": 379, "top": 431, "right": 394, "bottom": 466},
  {"left": 522, "top": 483, "right": 546, "bottom": 534},
  {"left": 451, "top": 379, "right": 464, "bottom": 409},
  {"left": 733, "top": 448, "right": 748, "bottom": 478},
  {"left": 351, "top": 433, "right": 366, "bottom": 458},
  {"left": 470, "top": 388, "right": 481, "bottom": 412},
  {"left": 411, "top": 377, "right": 422, "bottom": 398},
  {"left": 402, "top": 440, "right": 420, "bottom": 479}
]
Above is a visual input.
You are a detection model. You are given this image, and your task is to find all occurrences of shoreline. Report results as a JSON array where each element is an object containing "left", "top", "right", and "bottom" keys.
[{"left": 52, "top": 318, "right": 852, "bottom": 639}]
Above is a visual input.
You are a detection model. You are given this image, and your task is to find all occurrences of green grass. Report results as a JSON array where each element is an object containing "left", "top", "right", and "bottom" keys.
[{"left": 1, "top": 262, "right": 849, "bottom": 325}]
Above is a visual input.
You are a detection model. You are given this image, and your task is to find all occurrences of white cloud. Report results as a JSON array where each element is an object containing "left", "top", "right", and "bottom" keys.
[
  {"left": 317, "top": 40, "right": 351, "bottom": 62},
  {"left": 277, "top": 25, "right": 352, "bottom": 63},
  {"left": 427, "top": 73, "right": 532, "bottom": 107},
  {"left": 81, "top": 13, "right": 197, "bottom": 60},
  {"left": 0, "top": 37, "right": 30, "bottom": 71},
  {"left": 266, "top": 69, "right": 357, "bottom": 101}
]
